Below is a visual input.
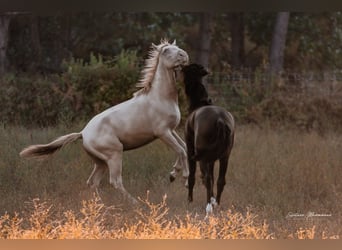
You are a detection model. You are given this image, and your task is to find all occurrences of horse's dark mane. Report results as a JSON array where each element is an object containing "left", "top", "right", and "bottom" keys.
[
  {"left": 185, "top": 82, "right": 212, "bottom": 113},
  {"left": 182, "top": 64, "right": 212, "bottom": 113}
]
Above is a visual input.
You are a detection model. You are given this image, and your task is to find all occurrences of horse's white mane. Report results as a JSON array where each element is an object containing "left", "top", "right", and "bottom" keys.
[{"left": 134, "top": 39, "right": 172, "bottom": 96}]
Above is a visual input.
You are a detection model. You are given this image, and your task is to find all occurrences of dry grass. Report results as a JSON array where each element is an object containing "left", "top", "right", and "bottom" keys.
[
  {"left": 0, "top": 123, "right": 342, "bottom": 239},
  {"left": 0, "top": 194, "right": 272, "bottom": 239}
]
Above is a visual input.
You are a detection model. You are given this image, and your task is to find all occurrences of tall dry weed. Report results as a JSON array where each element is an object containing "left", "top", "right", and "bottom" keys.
[{"left": 0, "top": 195, "right": 272, "bottom": 239}]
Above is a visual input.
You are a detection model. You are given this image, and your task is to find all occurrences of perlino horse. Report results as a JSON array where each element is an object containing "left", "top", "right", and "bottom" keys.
[
  {"left": 20, "top": 40, "right": 190, "bottom": 204},
  {"left": 182, "top": 63, "right": 235, "bottom": 213}
]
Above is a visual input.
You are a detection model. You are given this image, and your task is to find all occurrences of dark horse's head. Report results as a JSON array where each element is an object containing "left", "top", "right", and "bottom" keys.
[
  {"left": 182, "top": 63, "right": 209, "bottom": 80},
  {"left": 181, "top": 63, "right": 212, "bottom": 112}
]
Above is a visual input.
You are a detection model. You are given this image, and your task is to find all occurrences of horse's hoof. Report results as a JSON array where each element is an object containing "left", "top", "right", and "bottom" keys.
[
  {"left": 184, "top": 179, "right": 189, "bottom": 188},
  {"left": 169, "top": 175, "right": 175, "bottom": 182},
  {"left": 206, "top": 203, "right": 213, "bottom": 215},
  {"left": 210, "top": 197, "right": 217, "bottom": 207}
]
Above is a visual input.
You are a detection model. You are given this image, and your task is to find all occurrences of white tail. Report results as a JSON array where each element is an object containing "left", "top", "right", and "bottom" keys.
[{"left": 20, "top": 132, "right": 82, "bottom": 159}]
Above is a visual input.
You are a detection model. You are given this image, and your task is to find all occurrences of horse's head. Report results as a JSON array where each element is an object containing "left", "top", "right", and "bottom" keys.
[
  {"left": 181, "top": 63, "right": 212, "bottom": 111},
  {"left": 181, "top": 63, "right": 209, "bottom": 87},
  {"left": 182, "top": 63, "right": 208, "bottom": 78},
  {"left": 154, "top": 40, "right": 189, "bottom": 70},
  {"left": 135, "top": 40, "right": 189, "bottom": 95}
]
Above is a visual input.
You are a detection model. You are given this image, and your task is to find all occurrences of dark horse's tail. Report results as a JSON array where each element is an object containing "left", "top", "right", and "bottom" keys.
[
  {"left": 214, "top": 117, "right": 232, "bottom": 157},
  {"left": 194, "top": 117, "right": 233, "bottom": 161}
]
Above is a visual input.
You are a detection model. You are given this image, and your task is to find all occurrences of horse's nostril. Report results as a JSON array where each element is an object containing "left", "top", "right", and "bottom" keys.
[{"left": 180, "top": 52, "right": 187, "bottom": 58}]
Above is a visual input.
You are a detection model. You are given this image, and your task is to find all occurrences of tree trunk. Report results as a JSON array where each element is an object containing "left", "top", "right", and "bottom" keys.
[
  {"left": 196, "top": 13, "right": 212, "bottom": 71},
  {"left": 196, "top": 13, "right": 212, "bottom": 86},
  {"left": 29, "top": 14, "right": 42, "bottom": 71},
  {"left": 0, "top": 14, "right": 11, "bottom": 75},
  {"left": 269, "top": 12, "right": 290, "bottom": 74},
  {"left": 230, "top": 12, "right": 245, "bottom": 69}
]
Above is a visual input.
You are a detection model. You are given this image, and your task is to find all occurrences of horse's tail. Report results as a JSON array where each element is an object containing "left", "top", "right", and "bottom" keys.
[
  {"left": 20, "top": 132, "right": 82, "bottom": 159},
  {"left": 215, "top": 117, "right": 233, "bottom": 156},
  {"left": 194, "top": 117, "right": 233, "bottom": 160}
]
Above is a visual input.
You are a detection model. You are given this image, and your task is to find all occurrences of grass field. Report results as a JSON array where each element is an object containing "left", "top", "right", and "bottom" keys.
[{"left": 0, "top": 123, "right": 341, "bottom": 238}]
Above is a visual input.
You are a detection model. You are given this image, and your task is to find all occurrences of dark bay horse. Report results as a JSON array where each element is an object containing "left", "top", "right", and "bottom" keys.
[{"left": 182, "top": 63, "right": 235, "bottom": 212}]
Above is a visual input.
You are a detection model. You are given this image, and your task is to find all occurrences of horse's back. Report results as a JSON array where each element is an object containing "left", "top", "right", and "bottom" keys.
[
  {"left": 194, "top": 106, "right": 234, "bottom": 133},
  {"left": 81, "top": 96, "right": 158, "bottom": 155}
]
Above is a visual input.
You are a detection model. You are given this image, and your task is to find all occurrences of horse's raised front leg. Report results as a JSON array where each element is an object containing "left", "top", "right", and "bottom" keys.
[
  {"left": 159, "top": 130, "right": 189, "bottom": 183},
  {"left": 173, "top": 130, "right": 189, "bottom": 187}
]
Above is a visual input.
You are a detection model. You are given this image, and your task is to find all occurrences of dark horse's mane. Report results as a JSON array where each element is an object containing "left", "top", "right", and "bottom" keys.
[{"left": 182, "top": 64, "right": 212, "bottom": 113}]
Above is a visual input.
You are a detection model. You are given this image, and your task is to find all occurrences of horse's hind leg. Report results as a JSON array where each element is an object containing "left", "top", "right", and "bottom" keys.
[
  {"left": 185, "top": 128, "right": 196, "bottom": 202},
  {"left": 107, "top": 150, "right": 138, "bottom": 204},
  {"left": 187, "top": 158, "right": 196, "bottom": 202},
  {"left": 172, "top": 130, "right": 187, "bottom": 150},
  {"left": 216, "top": 155, "right": 228, "bottom": 205},
  {"left": 201, "top": 161, "right": 214, "bottom": 204},
  {"left": 87, "top": 162, "right": 107, "bottom": 189}
]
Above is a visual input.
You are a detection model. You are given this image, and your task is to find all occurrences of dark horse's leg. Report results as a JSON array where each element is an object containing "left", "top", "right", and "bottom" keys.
[
  {"left": 187, "top": 158, "right": 196, "bottom": 202},
  {"left": 216, "top": 132, "right": 234, "bottom": 205},
  {"left": 201, "top": 161, "right": 215, "bottom": 204},
  {"left": 216, "top": 155, "right": 228, "bottom": 205},
  {"left": 186, "top": 128, "right": 196, "bottom": 202}
]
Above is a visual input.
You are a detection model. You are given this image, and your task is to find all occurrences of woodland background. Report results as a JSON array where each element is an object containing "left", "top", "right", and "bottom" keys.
[{"left": 0, "top": 12, "right": 342, "bottom": 128}]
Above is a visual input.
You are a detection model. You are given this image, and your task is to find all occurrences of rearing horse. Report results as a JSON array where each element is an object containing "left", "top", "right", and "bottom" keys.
[
  {"left": 182, "top": 63, "right": 235, "bottom": 212},
  {"left": 20, "top": 40, "right": 189, "bottom": 204}
]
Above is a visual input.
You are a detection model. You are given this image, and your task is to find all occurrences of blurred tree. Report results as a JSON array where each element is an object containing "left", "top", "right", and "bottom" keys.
[
  {"left": 245, "top": 12, "right": 342, "bottom": 71},
  {"left": 196, "top": 13, "right": 212, "bottom": 70},
  {"left": 3, "top": 12, "right": 342, "bottom": 74},
  {"left": 6, "top": 12, "right": 196, "bottom": 73},
  {"left": 244, "top": 12, "right": 275, "bottom": 68},
  {"left": 0, "top": 13, "right": 11, "bottom": 74},
  {"left": 230, "top": 12, "right": 245, "bottom": 69},
  {"left": 287, "top": 12, "right": 342, "bottom": 70},
  {"left": 28, "top": 14, "right": 42, "bottom": 71},
  {"left": 269, "top": 12, "right": 290, "bottom": 74}
]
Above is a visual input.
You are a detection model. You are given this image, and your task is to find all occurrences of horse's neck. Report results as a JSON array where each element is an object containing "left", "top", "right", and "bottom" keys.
[
  {"left": 188, "top": 101, "right": 205, "bottom": 113},
  {"left": 185, "top": 82, "right": 211, "bottom": 113},
  {"left": 150, "top": 64, "right": 178, "bottom": 102},
  {"left": 187, "top": 94, "right": 212, "bottom": 113}
]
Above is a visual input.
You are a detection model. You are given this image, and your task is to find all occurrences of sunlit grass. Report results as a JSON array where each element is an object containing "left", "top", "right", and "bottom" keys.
[
  {"left": 0, "top": 194, "right": 339, "bottom": 239},
  {"left": 0, "top": 194, "right": 272, "bottom": 239}
]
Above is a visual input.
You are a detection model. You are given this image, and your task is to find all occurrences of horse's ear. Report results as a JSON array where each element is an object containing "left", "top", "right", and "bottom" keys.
[
  {"left": 152, "top": 43, "right": 158, "bottom": 50},
  {"left": 172, "top": 40, "right": 176, "bottom": 45}
]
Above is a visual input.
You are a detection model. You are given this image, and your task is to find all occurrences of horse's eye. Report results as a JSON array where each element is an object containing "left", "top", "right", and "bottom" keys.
[{"left": 163, "top": 48, "right": 170, "bottom": 54}]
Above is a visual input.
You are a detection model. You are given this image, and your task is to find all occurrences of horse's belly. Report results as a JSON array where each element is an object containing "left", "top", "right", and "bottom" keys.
[{"left": 121, "top": 133, "right": 157, "bottom": 151}]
